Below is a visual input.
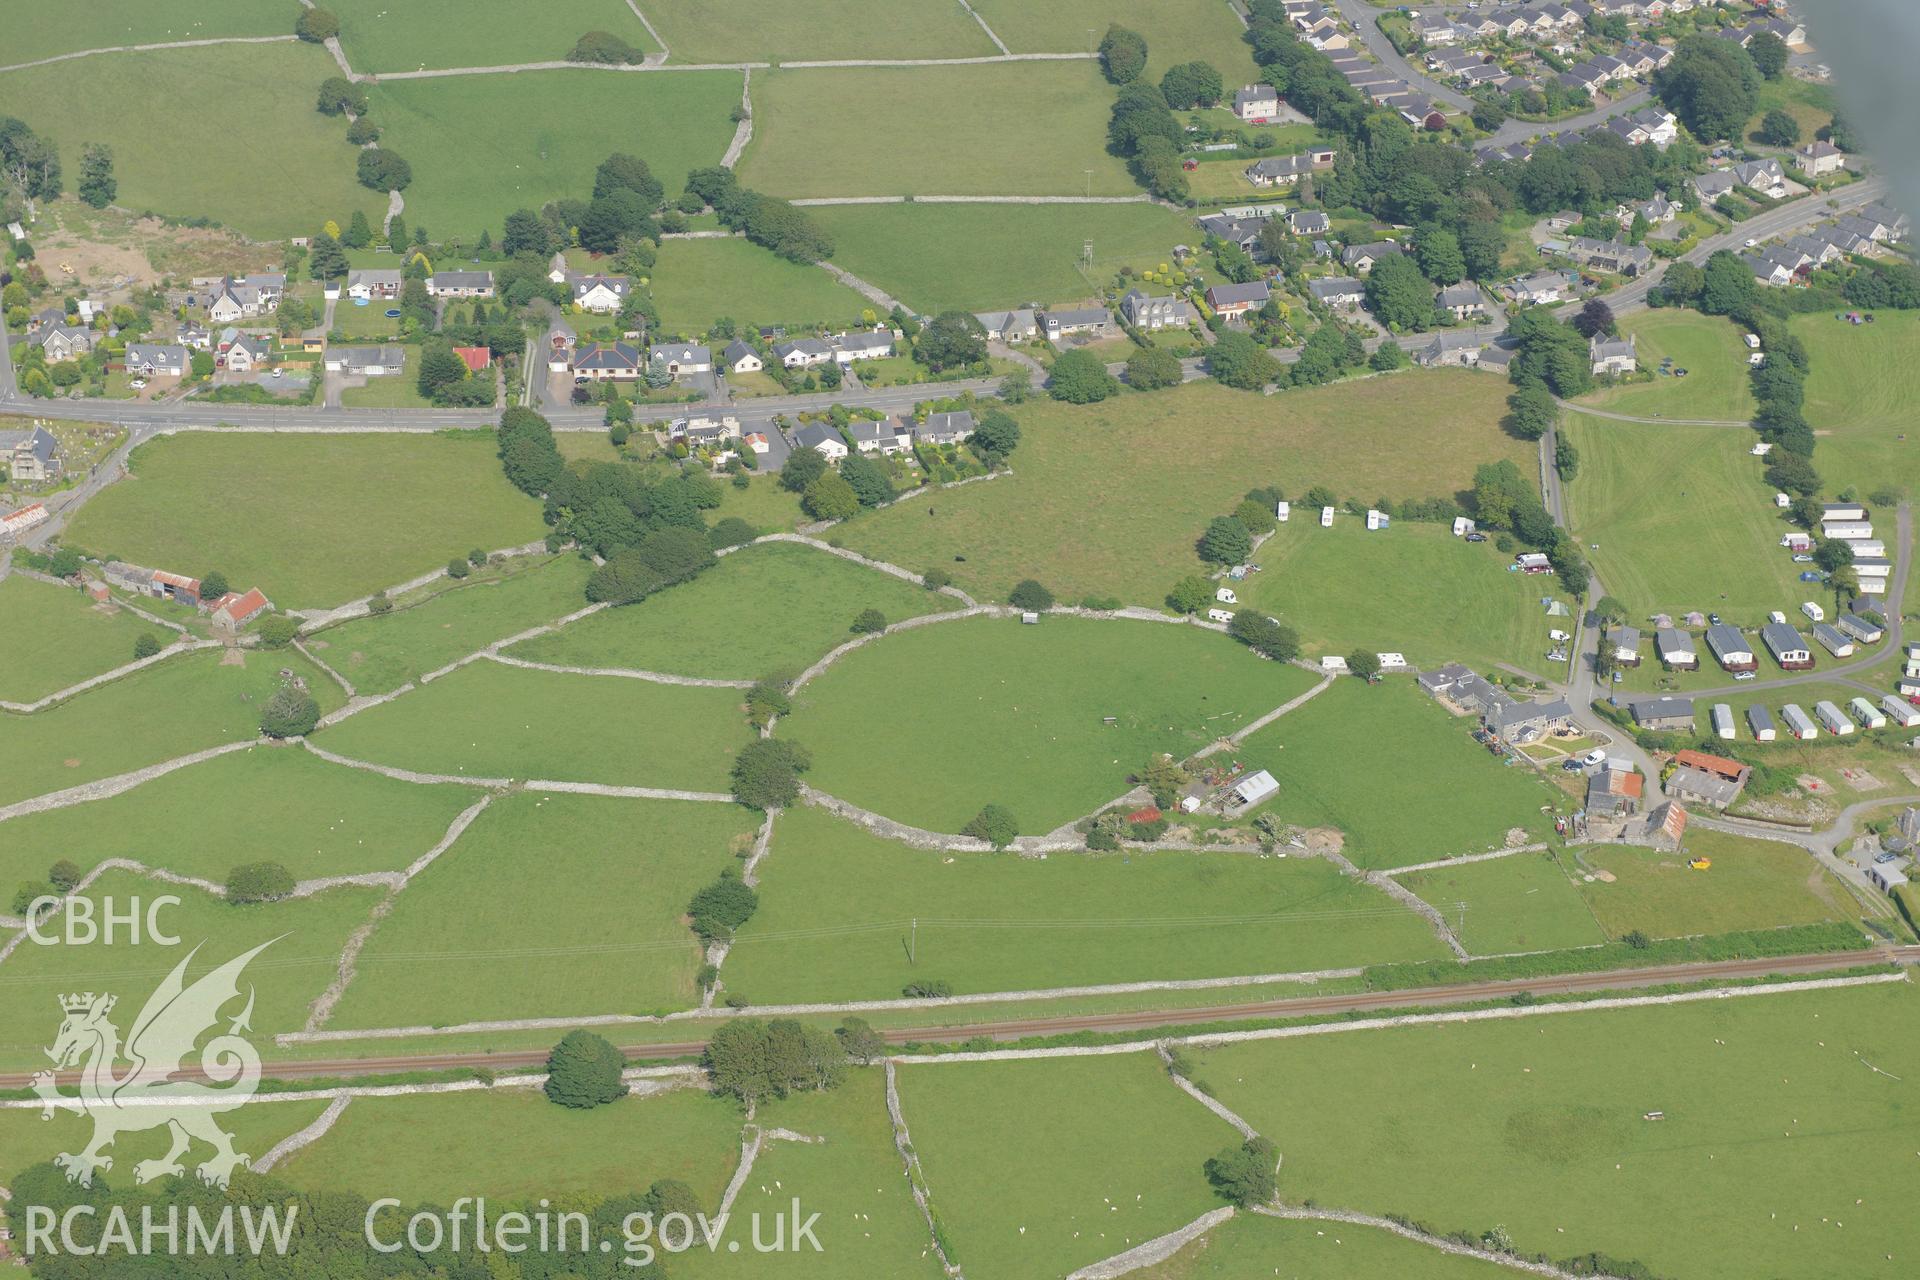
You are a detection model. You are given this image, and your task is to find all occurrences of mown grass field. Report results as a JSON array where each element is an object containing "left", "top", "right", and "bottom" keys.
[
  {"left": 1397, "top": 850, "right": 1606, "bottom": 955},
  {"left": 65, "top": 432, "right": 547, "bottom": 610},
  {"left": 1573, "top": 830, "right": 1851, "bottom": 940},
  {"left": 1190, "top": 980, "right": 1920, "bottom": 1280},
  {"left": 739, "top": 64, "right": 1135, "bottom": 199},
  {"left": 806, "top": 201, "right": 1197, "bottom": 313},
  {"left": 1232, "top": 680, "right": 1564, "bottom": 870},
  {"left": 970, "top": 0, "right": 1261, "bottom": 80},
  {"left": 782, "top": 615, "right": 1310, "bottom": 833},
  {"left": 313, "top": 660, "right": 750, "bottom": 790},
  {"left": 0, "top": 43, "right": 388, "bottom": 239},
  {"left": 1138, "top": 1211, "right": 1525, "bottom": 1279},
  {"left": 710, "top": 473, "right": 808, "bottom": 533},
  {"left": 324, "top": 791, "right": 755, "bottom": 1027},
  {"left": 273, "top": 1085, "right": 744, "bottom": 1206},
  {"left": 652, "top": 236, "right": 871, "bottom": 335},
  {"left": 723, "top": 806, "right": 1443, "bottom": 1001},
  {"left": 1579, "top": 310, "right": 1757, "bottom": 421},
  {"left": 311, "top": 555, "right": 593, "bottom": 695},
  {"left": 366, "top": 70, "right": 740, "bottom": 238},
  {"left": 1560, "top": 414, "right": 1804, "bottom": 620},
  {"left": 899, "top": 1052, "right": 1239, "bottom": 1279},
  {"left": 842, "top": 374, "right": 1531, "bottom": 607},
  {"left": 329, "top": 0, "right": 658, "bottom": 74},
  {"left": 0, "top": 575, "right": 169, "bottom": 703},
  {"left": 3, "top": 0, "right": 302, "bottom": 66},
  {"left": 0, "top": 744, "right": 477, "bottom": 888},
  {"left": 509, "top": 541, "right": 949, "bottom": 680},
  {"left": 0, "top": 1099, "right": 329, "bottom": 1181},
  {"left": 1794, "top": 309, "right": 1920, "bottom": 498},
  {"left": 0, "top": 649, "right": 343, "bottom": 808},
  {"left": 643, "top": 0, "right": 994, "bottom": 62},
  {"left": 1247, "top": 523, "right": 1560, "bottom": 675}
]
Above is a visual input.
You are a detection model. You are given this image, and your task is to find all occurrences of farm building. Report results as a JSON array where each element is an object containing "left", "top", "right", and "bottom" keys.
[
  {"left": 1746, "top": 704, "right": 1777, "bottom": 741},
  {"left": 1780, "top": 703, "right": 1819, "bottom": 740},
  {"left": 1229, "top": 770, "right": 1279, "bottom": 809},
  {"left": 1811, "top": 623, "right": 1853, "bottom": 657},
  {"left": 1490, "top": 694, "right": 1574, "bottom": 744},
  {"left": 1655, "top": 627, "right": 1697, "bottom": 669},
  {"left": 1587, "top": 767, "right": 1642, "bottom": 818},
  {"left": 1673, "top": 750, "right": 1751, "bottom": 787},
  {"left": 210, "top": 588, "right": 271, "bottom": 632},
  {"left": 1610, "top": 625, "right": 1641, "bottom": 666},
  {"left": 1813, "top": 701, "right": 1855, "bottom": 736},
  {"left": 1628, "top": 696, "right": 1694, "bottom": 732},
  {"left": 1666, "top": 766, "right": 1741, "bottom": 810},
  {"left": 0, "top": 502, "right": 48, "bottom": 539},
  {"left": 1709, "top": 703, "right": 1735, "bottom": 739},
  {"left": 1882, "top": 696, "right": 1920, "bottom": 728},
  {"left": 1705, "top": 624, "right": 1756, "bottom": 672},
  {"left": 1849, "top": 696, "right": 1887, "bottom": 730},
  {"left": 1838, "top": 613, "right": 1886, "bottom": 643}
]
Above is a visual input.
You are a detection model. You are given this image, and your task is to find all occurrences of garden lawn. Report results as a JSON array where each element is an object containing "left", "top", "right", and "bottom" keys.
[
  {"left": 0, "top": 1100, "right": 328, "bottom": 1183},
  {"left": 1248, "top": 523, "right": 1557, "bottom": 674},
  {"left": 1, "top": 0, "right": 301, "bottom": 64},
  {"left": 0, "top": 649, "right": 343, "bottom": 809},
  {"left": 738, "top": 64, "right": 1134, "bottom": 199},
  {"left": 805, "top": 201, "right": 1200, "bottom": 313},
  {"left": 1189, "top": 980, "right": 1920, "bottom": 1280},
  {"left": 0, "top": 869, "right": 382, "bottom": 1073},
  {"left": 323, "top": 791, "right": 755, "bottom": 1027},
  {"left": 337, "top": 350, "right": 430, "bottom": 408},
  {"left": 897, "top": 1052, "right": 1241, "bottom": 1279},
  {"left": 328, "top": 0, "right": 657, "bottom": 74},
  {"left": 312, "top": 661, "right": 750, "bottom": 791},
  {"left": 1137, "top": 1212, "right": 1525, "bottom": 1279},
  {"left": 969, "top": 0, "right": 1262, "bottom": 81},
  {"left": 271, "top": 1085, "right": 743, "bottom": 1206},
  {"left": 783, "top": 614, "right": 1310, "bottom": 834},
  {"left": 1559, "top": 414, "right": 1803, "bottom": 619},
  {"left": 366, "top": 71, "right": 740, "bottom": 238},
  {"left": 1232, "top": 680, "right": 1563, "bottom": 870},
  {"left": 723, "top": 806, "right": 1442, "bottom": 1002},
  {"left": 1573, "top": 830, "right": 1850, "bottom": 940},
  {"left": 1578, "top": 310, "right": 1757, "bottom": 421},
  {"left": 0, "top": 43, "right": 387, "bottom": 239},
  {"left": 0, "top": 744, "right": 477, "bottom": 889},
  {"left": 312, "top": 555, "right": 594, "bottom": 694},
  {"left": 508, "top": 541, "right": 949, "bottom": 679},
  {"left": 64, "top": 432, "right": 546, "bottom": 610},
  {"left": 711, "top": 474, "right": 807, "bottom": 532},
  {"left": 842, "top": 374, "right": 1532, "bottom": 607},
  {"left": 641, "top": 0, "right": 993, "bottom": 62},
  {"left": 652, "top": 237, "right": 870, "bottom": 335},
  {"left": 0, "top": 575, "right": 169, "bottom": 703},
  {"left": 677, "top": 1072, "right": 943, "bottom": 1280},
  {"left": 1396, "top": 850, "right": 1605, "bottom": 955},
  {"left": 1793, "top": 309, "right": 1920, "bottom": 497}
]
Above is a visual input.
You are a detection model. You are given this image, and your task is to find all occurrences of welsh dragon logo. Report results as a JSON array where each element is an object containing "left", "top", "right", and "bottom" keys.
[{"left": 32, "top": 939, "right": 275, "bottom": 1189}]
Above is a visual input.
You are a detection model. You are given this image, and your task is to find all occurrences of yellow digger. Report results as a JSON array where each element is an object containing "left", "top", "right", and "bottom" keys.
[{"left": 1689, "top": 855, "right": 1712, "bottom": 871}]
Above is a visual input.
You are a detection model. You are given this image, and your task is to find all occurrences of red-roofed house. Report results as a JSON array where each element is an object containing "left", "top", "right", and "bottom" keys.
[
  {"left": 454, "top": 346, "right": 492, "bottom": 373},
  {"left": 211, "top": 588, "right": 272, "bottom": 631}
]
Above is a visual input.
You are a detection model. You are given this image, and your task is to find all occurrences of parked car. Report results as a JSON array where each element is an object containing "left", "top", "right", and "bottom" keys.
[
  {"left": 1792, "top": 554, "right": 1813, "bottom": 563},
  {"left": 1733, "top": 670, "right": 1756, "bottom": 681},
  {"left": 1873, "top": 850, "right": 1900, "bottom": 865},
  {"left": 1582, "top": 748, "right": 1607, "bottom": 766},
  {"left": 1465, "top": 532, "right": 1487, "bottom": 543}
]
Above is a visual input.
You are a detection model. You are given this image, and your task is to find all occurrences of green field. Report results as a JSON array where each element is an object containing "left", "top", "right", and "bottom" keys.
[
  {"left": 329, "top": 0, "right": 658, "bottom": 74},
  {"left": 1560, "top": 414, "right": 1804, "bottom": 620},
  {"left": 782, "top": 615, "right": 1310, "bottom": 833},
  {"left": 0, "top": 743, "right": 477, "bottom": 888},
  {"left": 842, "top": 374, "right": 1534, "bottom": 607},
  {"left": 899, "top": 1052, "right": 1239, "bottom": 1279},
  {"left": 1397, "top": 850, "right": 1606, "bottom": 955},
  {"left": 0, "top": 43, "right": 387, "bottom": 239},
  {"left": 367, "top": 70, "right": 740, "bottom": 238},
  {"left": 0, "top": 1098, "right": 329, "bottom": 1182},
  {"left": 1578, "top": 310, "right": 1757, "bottom": 421},
  {"left": 652, "top": 236, "right": 871, "bottom": 335},
  {"left": 739, "top": 64, "right": 1134, "bottom": 198},
  {"left": 508, "top": 541, "right": 950, "bottom": 679},
  {"left": 723, "top": 806, "right": 1442, "bottom": 1001},
  {"left": 273, "top": 1085, "right": 744, "bottom": 1206},
  {"left": 969, "top": 0, "right": 1261, "bottom": 81},
  {"left": 806, "top": 201, "right": 1201, "bottom": 312},
  {"left": 1794, "top": 309, "right": 1920, "bottom": 497},
  {"left": 643, "top": 0, "right": 994, "bottom": 62},
  {"left": 0, "top": 648, "right": 343, "bottom": 808},
  {"left": 312, "top": 555, "right": 594, "bottom": 694},
  {"left": 2, "top": 0, "right": 302, "bottom": 67},
  {"left": 1574, "top": 830, "right": 1851, "bottom": 940},
  {"left": 710, "top": 473, "right": 808, "bottom": 533},
  {"left": 1747, "top": 76, "right": 1835, "bottom": 145},
  {"left": 1248, "top": 522, "right": 1560, "bottom": 675},
  {"left": 65, "top": 432, "right": 547, "bottom": 609},
  {"left": 1232, "top": 680, "right": 1563, "bottom": 870},
  {"left": 0, "top": 574, "right": 169, "bottom": 704},
  {"left": 313, "top": 660, "right": 750, "bottom": 790},
  {"left": 1189, "top": 980, "right": 1920, "bottom": 1280},
  {"left": 1138, "top": 1212, "right": 1526, "bottom": 1279}
]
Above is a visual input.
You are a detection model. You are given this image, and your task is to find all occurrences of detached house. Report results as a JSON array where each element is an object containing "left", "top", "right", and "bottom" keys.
[
  {"left": 1590, "top": 335, "right": 1637, "bottom": 375},
  {"left": 324, "top": 346, "right": 405, "bottom": 376},
  {"left": 205, "top": 274, "right": 285, "bottom": 322},
  {"left": 123, "top": 344, "right": 188, "bottom": 378},
  {"left": 572, "top": 275, "right": 631, "bottom": 314},
  {"left": 846, "top": 419, "right": 912, "bottom": 456},
  {"left": 1287, "top": 209, "right": 1331, "bottom": 236},
  {"left": 569, "top": 342, "right": 644, "bottom": 381},
  {"left": 1307, "top": 276, "right": 1365, "bottom": 309},
  {"left": 1121, "top": 289, "right": 1195, "bottom": 330},
  {"left": 1042, "top": 307, "right": 1110, "bottom": 342},
  {"left": 1340, "top": 240, "right": 1403, "bottom": 274},
  {"left": 1798, "top": 140, "right": 1845, "bottom": 176},
  {"left": 1205, "top": 281, "right": 1270, "bottom": 320},
  {"left": 774, "top": 337, "right": 833, "bottom": 368},
  {"left": 30, "top": 324, "right": 92, "bottom": 363},
  {"left": 346, "top": 269, "right": 403, "bottom": 301},
  {"left": 789, "top": 422, "right": 849, "bottom": 462},
  {"left": 428, "top": 270, "right": 495, "bottom": 298},
  {"left": 973, "top": 309, "right": 1038, "bottom": 342},
  {"left": 722, "top": 339, "right": 763, "bottom": 374},
  {"left": 648, "top": 343, "right": 711, "bottom": 377},
  {"left": 1435, "top": 283, "right": 1486, "bottom": 320},
  {"left": 833, "top": 330, "right": 895, "bottom": 363},
  {"left": 218, "top": 330, "right": 272, "bottom": 372},
  {"left": 6, "top": 427, "right": 60, "bottom": 483},
  {"left": 1233, "top": 83, "right": 1282, "bottom": 123},
  {"left": 914, "top": 410, "right": 975, "bottom": 446}
]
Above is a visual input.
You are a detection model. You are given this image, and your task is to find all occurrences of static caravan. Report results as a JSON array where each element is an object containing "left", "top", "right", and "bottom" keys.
[
  {"left": 1849, "top": 696, "right": 1886, "bottom": 730},
  {"left": 1780, "top": 531, "right": 1813, "bottom": 551},
  {"left": 1838, "top": 613, "right": 1885, "bottom": 644},
  {"left": 1710, "top": 703, "right": 1736, "bottom": 740},
  {"left": 1821, "top": 502, "right": 1868, "bottom": 521},
  {"left": 1706, "top": 624, "right": 1756, "bottom": 672},
  {"left": 1745, "top": 703, "right": 1777, "bottom": 741},
  {"left": 1838, "top": 538, "right": 1885, "bottom": 558},
  {"left": 1656, "top": 627, "right": 1697, "bottom": 669},
  {"left": 1366, "top": 509, "right": 1390, "bottom": 531},
  {"left": 1207, "top": 608, "right": 1234, "bottom": 623},
  {"left": 1781, "top": 703, "right": 1819, "bottom": 740},
  {"left": 1882, "top": 695, "right": 1920, "bottom": 728},
  {"left": 1276, "top": 501, "right": 1290, "bottom": 523},
  {"left": 1812, "top": 623, "right": 1853, "bottom": 657},
  {"left": 1820, "top": 519, "right": 1872, "bottom": 541},
  {"left": 1320, "top": 505, "right": 1335, "bottom": 527},
  {"left": 1800, "top": 601, "right": 1825, "bottom": 623},
  {"left": 1761, "top": 622, "right": 1813, "bottom": 670},
  {"left": 1515, "top": 552, "right": 1552, "bottom": 574},
  {"left": 1813, "top": 700, "right": 1855, "bottom": 736}
]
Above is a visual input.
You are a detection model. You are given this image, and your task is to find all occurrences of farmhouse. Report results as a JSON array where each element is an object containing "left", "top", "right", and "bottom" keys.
[
  {"left": 123, "top": 344, "right": 189, "bottom": 378},
  {"left": 1761, "top": 622, "right": 1813, "bottom": 670},
  {"left": 1655, "top": 627, "right": 1697, "bottom": 669},
  {"left": 346, "top": 269, "right": 403, "bottom": 301},
  {"left": 774, "top": 337, "right": 834, "bottom": 368},
  {"left": 721, "top": 339, "right": 763, "bottom": 374},
  {"left": 1491, "top": 693, "right": 1575, "bottom": 744},
  {"left": 1120, "top": 289, "right": 1195, "bottom": 330},
  {"left": 789, "top": 422, "right": 848, "bottom": 461},
  {"left": 209, "top": 588, "right": 271, "bottom": 632},
  {"left": 973, "top": 309, "right": 1038, "bottom": 342},
  {"left": 5, "top": 426, "right": 61, "bottom": 483},
  {"left": 1308, "top": 276, "right": 1365, "bottom": 308},
  {"left": 1042, "top": 308, "right": 1110, "bottom": 342},
  {"left": 1705, "top": 624, "right": 1755, "bottom": 672},
  {"left": 1205, "top": 281, "right": 1270, "bottom": 320},
  {"left": 648, "top": 343, "right": 712, "bottom": 376},
  {"left": 571, "top": 274, "right": 631, "bottom": 313},
  {"left": 1628, "top": 696, "right": 1694, "bottom": 731},
  {"left": 1590, "top": 335, "right": 1637, "bottom": 375},
  {"left": 914, "top": 410, "right": 975, "bottom": 445},
  {"left": 427, "top": 270, "right": 495, "bottom": 298},
  {"left": 324, "top": 346, "right": 406, "bottom": 376},
  {"left": 569, "top": 342, "right": 643, "bottom": 381}
]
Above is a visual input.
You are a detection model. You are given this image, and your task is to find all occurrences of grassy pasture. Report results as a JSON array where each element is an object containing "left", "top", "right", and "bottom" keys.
[
  {"left": 312, "top": 660, "right": 750, "bottom": 791},
  {"left": 1559, "top": 414, "right": 1804, "bottom": 620},
  {"left": 723, "top": 806, "right": 1443, "bottom": 1001},
  {"left": 0, "top": 575, "right": 168, "bottom": 703},
  {"left": 0, "top": 744, "right": 477, "bottom": 888},
  {"left": 0, "top": 648, "right": 343, "bottom": 809},
  {"left": 1793, "top": 309, "right": 1920, "bottom": 498},
  {"left": 1, "top": 0, "right": 302, "bottom": 66},
  {"left": 739, "top": 64, "right": 1134, "bottom": 198},
  {"left": 0, "top": 1099, "right": 330, "bottom": 1183},
  {"left": 1578, "top": 310, "right": 1757, "bottom": 421},
  {"left": 652, "top": 236, "right": 870, "bottom": 334},
  {"left": 0, "top": 43, "right": 388, "bottom": 240},
  {"left": 508, "top": 541, "right": 949, "bottom": 679},
  {"left": 1231, "top": 680, "right": 1564, "bottom": 870},
  {"left": 805, "top": 201, "right": 1201, "bottom": 313},
  {"left": 1190, "top": 980, "right": 1920, "bottom": 1280},
  {"left": 898, "top": 1052, "right": 1240, "bottom": 1279},
  {"left": 1138, "top": 1211, "right": 1525, "bottom": 1279},
  {"left": 782, "top": 615, "right": 1310, "bottom": 833},
  {"left": 1573, "top": 831, "right": 1851, "bottom": 940},
  {"left": 841, "top": 374, "right": 1532, "bottom": 607},
  {"left": 1397, "top": 850, "right": 1606, "bottom": 955},
  {"left": 642, "top": 0, "right": 994, "bottom": 62},
  {"left": 324, "top": 791, "right": 755, "bottom": 1027},
  {"left": 65, "top": 432, "right": 546, "bottom": 610},
  {"left": 969, "top": 0, "right": 1261, "bottom": 81},
  {"left": 329, "top": 0, "right": 658, "bottom": 74},
  {"left": 710, "top": 473, "right": 808, "bottom": 533}
]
